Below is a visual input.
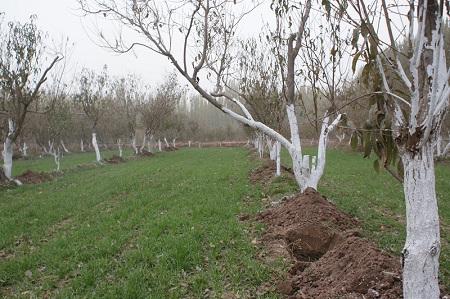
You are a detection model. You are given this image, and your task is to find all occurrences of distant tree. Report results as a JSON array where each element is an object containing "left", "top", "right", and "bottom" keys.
[
  {"left": 141, "top": 72, "right": 181, "bottom": 150},
  {"left": 0, "top": 15, "right": 61, "bottom": 179},
  {"left": 74, "top": 66, "right": 110, "bottom": 161}
]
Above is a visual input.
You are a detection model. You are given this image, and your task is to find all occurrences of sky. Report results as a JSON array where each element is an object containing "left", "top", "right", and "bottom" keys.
[
  {"left": 1, "top": 0, "right": 270, "bottom": 89},
  {"left": 1, "top": 0, "right": 179, "bottom": 86}
]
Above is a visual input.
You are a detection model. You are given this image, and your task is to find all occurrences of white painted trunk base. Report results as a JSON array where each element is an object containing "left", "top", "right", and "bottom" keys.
[
  {"left": 2, "top": 137, "right": 14, "bottom": 179},
  {"left": 92, "top": 133, "right": 101, "bottom": 161},
  {"left": 401, "top": 144, "right": 440, "bottom": 299}
]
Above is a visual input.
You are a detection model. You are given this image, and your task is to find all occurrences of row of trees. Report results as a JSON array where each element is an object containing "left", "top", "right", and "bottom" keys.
[
  {"left": 75, "top": 0, "right": 449, "bottom": 297},
  {"left": 2, "top": 1, "right": 450, "bottom": 297}
]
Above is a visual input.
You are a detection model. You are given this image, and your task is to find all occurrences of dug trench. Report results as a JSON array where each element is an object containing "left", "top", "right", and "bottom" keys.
[{"left": 245, "top": 160, "right": 449, "bottom": 298}]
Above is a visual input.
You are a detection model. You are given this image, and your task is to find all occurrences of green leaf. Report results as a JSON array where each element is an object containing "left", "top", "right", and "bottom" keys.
[
  {"left": 363, "top": 138, "right": 372, "bottom": 158},
  {"left": 352, "top": 50, "right": 362, "bottom": 73},
  {"left": 373, "top": 159, "right": 380, "bottom": 173}
]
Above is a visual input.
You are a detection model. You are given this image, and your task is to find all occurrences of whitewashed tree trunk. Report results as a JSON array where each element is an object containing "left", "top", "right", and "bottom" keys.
[
  {"left": 401, "top": 144, "right": 440, "bottom": 299},
  {"left": 303, "top": 113, "right": 342, "bottom": 190},
  {"left": 436, "top": 135, "right": 443, "bottom": 156},
  {"left": 22, "top": 142, "right": 28, "bottom": 158},
  {"left": 189, "top": 140, "right": 191, "bottom": 147},
  {"left": 140, "top": 134, "right": 147, "bottom": 153},
  {"left": 2, "top": 137, "right": 14, "bottom": 179},
  {"left": 443, "top": 141, "right": 450, "bottom": 157},
  {"left": 158, "top": 139, "right": 162, "bottom": 151},
  {"left": 49, "top": 141, "right": 55, "bottom": 154},
  {"left": 80, "top": 139, "right": 85, "bottom": 152},
  {"left": 61, "top": 140, "right": 70, "bottom": 153},
  {"left": 275, "top": 141, "right": 281, "bottom": 176},
  {"left": 147, "top": 135, "right": 153, "bottom": 152},
  {"left": 132, "top": 136, "right": 138, "bottom": 154},
  {"left": 164, "top": 137, "right": 170, "bottom": 148},
  {"left": 92, "top": 132, "right": 101, "bottom": 161},
  {"left": 117, "top": 139, "right": 124, "bottom": 157},
  {"left": 173, "top": 138, "right": 176, "bottom": 148},
  {"left": 53, "top": 148, "right": 61, "bottom": 171}
]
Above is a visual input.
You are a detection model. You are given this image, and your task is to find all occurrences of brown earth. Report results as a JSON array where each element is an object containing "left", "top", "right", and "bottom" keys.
[
  {"left": 134, "top": 150, "right": 155, "bottom": 157},
  {"left": 14, "top": 169, "right": 51, "bottom": 184},
  {"left": 247, "top": 160, "right": 450, "bottom": 298},
  {"left": 105, "top": 155, "right": 126, "bottom": 164},
  {"left": 249, "top": 160, "right": 293, "bottom": 185}
]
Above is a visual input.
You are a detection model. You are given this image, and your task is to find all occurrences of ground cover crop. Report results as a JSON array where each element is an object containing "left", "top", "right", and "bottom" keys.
[
  {"left": 1, "top": 146, "right": 449, "bottom": 297},
  {"left": 1, "top": 147, "right": 281, "bottom": 298}
]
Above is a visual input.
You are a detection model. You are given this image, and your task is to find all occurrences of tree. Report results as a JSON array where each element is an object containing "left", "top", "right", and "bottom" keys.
[
  {"left": 338, "top": 0, "right": 449, "bottom": 297},
  {"left": 141, "top": 72, "right": 181, "bottom": 150},
  {"left": 74, "top": 66, "right": 110, "bottom": 161},
  {"left": 78, "top": 0, "right": 345, "bottom": 191},
  {"left": 0, "top": 14, "right": 61, "bottom": 179}
]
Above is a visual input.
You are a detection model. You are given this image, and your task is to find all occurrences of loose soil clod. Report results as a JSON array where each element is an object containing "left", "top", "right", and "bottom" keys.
[
  {"left": 14, "top": 169, "right": 51, "bottom": 184},
  {"left": 255, "top": 189, "right": 404, "bottom": 298}
]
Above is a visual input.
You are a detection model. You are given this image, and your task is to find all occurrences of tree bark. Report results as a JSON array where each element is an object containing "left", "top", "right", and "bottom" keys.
[
  {"left": 401, "top": 143, "right": 440, "bottom": 299},
  {"left": 2, "top": 137, "right": 14, "bottom": 179},
  {"left": 92, "top": 132, "right": 101, "bottom": 161}
]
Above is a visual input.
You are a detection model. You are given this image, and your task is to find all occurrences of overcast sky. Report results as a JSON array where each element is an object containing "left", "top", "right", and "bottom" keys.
[{"left": 2, "top": 0, "right": 269, "bottom": 89}]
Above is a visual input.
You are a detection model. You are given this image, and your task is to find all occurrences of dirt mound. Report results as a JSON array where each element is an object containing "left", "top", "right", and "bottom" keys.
[
  {"left": 105, "top": 155, "right": 125, "bottom": 164},
  {"left": 14, "top": 169, "right": 51, "bottom": 184},
  {"left": 136, "top": 150, "right": 155, "bottom": 157},
  {"left": 252, "top": 188, "right": 404, "bottom": 298},
  {"left": 163, "top": 146, "right": 178, "bottom": 151},
  {"left": 249, "top": 160, "right": 293, "bottom": 185}
]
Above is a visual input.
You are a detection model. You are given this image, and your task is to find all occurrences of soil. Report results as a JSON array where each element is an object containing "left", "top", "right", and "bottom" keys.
[
  {"left": 249, "top": 160, "right": 293, "bottom": 185},
  {"left": 105, "top": 155, "right": 126, "bottom": 164},
  {"left": 247, "top": 161, "right": 450, "bottom": 298},
  {"left": 135, "top": 150, "right": 155, "bottom": 157},
  {"left": 14, "top": 169, "right": 51, "bottom": 184}
]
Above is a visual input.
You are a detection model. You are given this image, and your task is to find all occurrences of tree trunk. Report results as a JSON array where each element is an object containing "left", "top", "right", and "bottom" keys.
[
  {"left": 117, "top": 139, "right": 123, "bottom": 157},
  {"left": 158, "top": 139, "right": 162, "bottom": 151},
  {"left": 61, "top": 140, "right": 70, "bottom": 153},
  {"left": 92, "top": 132, "right": 101, "bottom": 161},
  {"left": 80, "top": 139, "right": 84, "bottom": 152},
  {"left": 275, "top": 141, "right": 281, "bottom": 176},
  {"left": 2, "top": 137, "right": 14, "bottom": 179},
  {"left": 22, "top": 142, "right": 28, "bottom": 158},
  {"left": 132, "top": 136, "right": 138, "bottom": 154},
  {"left": 53, "top": 149, "right": 61, "bottom": 171},
  {"left": 148, "top": 135, "right": 153, "bottom": 152},
  {"left": 401, "top": 144, "right": 440, "bottom": 299}
]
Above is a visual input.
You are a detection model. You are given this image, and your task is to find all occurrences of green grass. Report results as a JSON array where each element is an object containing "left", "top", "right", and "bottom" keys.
[
  {"left": 1, "top": 146, "right": 449, "bottom": 297},
  {"left": 10, "top": 148, "right": 134, "bottom": 176},
  {"left": 1, "top": 147, "right": 281, "bottom": 298}
]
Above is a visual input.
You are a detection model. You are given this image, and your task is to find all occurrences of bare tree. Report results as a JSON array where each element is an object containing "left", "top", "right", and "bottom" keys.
[
  {"left": 0, "top": 15, "right": 61, "bottom": 179},
  {"left": 336, "top": 0, "right": 449, "bottom": 296},
  {"left": 77, "top": 0, "right": 342, "bottom": 191},
  {"left": 141, "top": 72, "right": 181, "bottom": 150},
  {"left": 74, "top": 66, "right": 110, "bottom": 161}
]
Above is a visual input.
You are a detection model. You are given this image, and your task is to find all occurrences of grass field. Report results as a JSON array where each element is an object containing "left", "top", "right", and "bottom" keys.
[{"left": 1, "top": 146, "right": 449, "bottom": 297}]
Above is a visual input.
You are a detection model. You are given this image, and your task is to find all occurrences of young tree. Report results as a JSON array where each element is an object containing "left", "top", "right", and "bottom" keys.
[
  {"left": 74, "top": 66, "right": 110, "bottom": 161},
  {"left": 339, "top": 0, "right": 449, "bottom": 297},
  {"left": 0, "top": 15, "right": 61, "bottom": 178}
]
